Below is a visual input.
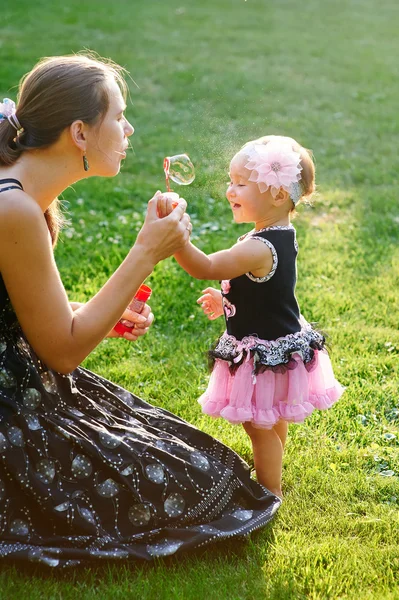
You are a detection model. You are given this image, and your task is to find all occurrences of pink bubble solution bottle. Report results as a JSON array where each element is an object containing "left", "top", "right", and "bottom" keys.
[{"left": 113, "top": 284, "right": 152, "bottom": 335}]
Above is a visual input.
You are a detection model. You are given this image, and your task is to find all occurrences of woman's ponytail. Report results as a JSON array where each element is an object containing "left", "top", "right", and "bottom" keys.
[{"left": 0, "top": 119, "right": 23, "bottom": 166}]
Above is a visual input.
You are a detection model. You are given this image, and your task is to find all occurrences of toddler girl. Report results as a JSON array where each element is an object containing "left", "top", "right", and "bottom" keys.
[{"left": 171, "top": 135, "right": 344, "bottom": 498}]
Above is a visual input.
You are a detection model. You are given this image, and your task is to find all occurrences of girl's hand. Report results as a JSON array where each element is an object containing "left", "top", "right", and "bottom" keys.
[
  {"left": 135, "top": 192, "right": 191, "bottom": 264},
  {"left": 109, "top": 303, "right": 154, "bottom": 341},
  {"left": 197, "top": 287, "right": 224, "bottom": 320},
  {"left": 157, "top": 194, "right": 178, "bottom": 219}
]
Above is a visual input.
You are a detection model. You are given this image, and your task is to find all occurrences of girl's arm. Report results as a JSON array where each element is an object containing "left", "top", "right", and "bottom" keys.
[
  {"left": 0, "top": 191, "right": 190, "bottom": 374},
  {"left": 174, "top": 238, "right": 273, "bottom": 281}
]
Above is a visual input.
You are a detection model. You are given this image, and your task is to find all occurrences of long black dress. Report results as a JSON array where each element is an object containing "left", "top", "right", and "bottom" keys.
[{"left": 0, "top": 179, "right": 279, "bottom": 568}]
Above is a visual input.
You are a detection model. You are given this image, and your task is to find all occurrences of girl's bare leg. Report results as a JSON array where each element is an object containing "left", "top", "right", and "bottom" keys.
[
  {"left": 243, "top": 420, "right": 287, "bottom": 499},
  {"left": 274, "top": 419, "right": 288, "bottom": 449}
]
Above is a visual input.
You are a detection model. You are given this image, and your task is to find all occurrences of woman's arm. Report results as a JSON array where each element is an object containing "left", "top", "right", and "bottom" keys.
[
  {"left": 0, "top": 191, "right": 189, "bottom": 374},
  {"left": 174, "top": 238, "right": 273, "bottom": 281}
]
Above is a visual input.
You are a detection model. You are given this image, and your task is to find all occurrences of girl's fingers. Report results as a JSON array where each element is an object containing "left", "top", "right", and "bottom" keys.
[
  {"left": 166, "top": 197, "right": 175, "bottom": 215},
  {"left": 197, "top": 294, "right": 211, "bottom": 303}
]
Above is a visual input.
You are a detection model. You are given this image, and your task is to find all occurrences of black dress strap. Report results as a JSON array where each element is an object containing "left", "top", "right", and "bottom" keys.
[{"left": 0, "top": 178, "right": 24, "bottom": 193}]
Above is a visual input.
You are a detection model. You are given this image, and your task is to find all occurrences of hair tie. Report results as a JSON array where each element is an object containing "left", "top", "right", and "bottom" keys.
[
  {"left": 0, "top": 98, "right": 24, "bottom": 134},
  {"left": 241, "top": 142, "right": 303, "bottom": 205}
]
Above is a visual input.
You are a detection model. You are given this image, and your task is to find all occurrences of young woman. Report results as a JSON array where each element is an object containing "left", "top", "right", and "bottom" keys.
[{"left": 0, "top": 54, "right": 279, "bottom": 567}]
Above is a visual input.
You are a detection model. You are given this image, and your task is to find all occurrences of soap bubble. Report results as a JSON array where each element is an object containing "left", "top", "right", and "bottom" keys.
[{"left": 164, "top": 154, "right": 195, "bottom": 191}]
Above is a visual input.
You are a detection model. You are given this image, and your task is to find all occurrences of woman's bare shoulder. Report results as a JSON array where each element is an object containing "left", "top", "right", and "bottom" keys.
[
  {"left": 0, "top": 189, "right": 47, "bottom": 243},
  {"left": 0, "top": 190, "right": 50, "bottom": 269},
  {"left": 0, "top": 188, "right": 43, "bottom": 223}
]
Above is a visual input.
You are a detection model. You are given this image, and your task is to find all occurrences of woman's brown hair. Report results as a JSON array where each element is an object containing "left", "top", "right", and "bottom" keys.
[{"left": 0, "top": 52, "right": 128, "bottom": 245}]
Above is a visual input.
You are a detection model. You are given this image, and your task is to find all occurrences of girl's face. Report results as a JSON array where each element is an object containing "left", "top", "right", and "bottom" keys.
[
  {"left": 85, "top": 78, "right": 134, "bottom": 177},
  {"left": 226, "top": 153, "right": 272, "bottom": 224}
]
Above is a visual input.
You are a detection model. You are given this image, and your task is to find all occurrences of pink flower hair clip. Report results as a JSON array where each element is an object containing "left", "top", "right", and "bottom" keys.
[
  {"left": 242, "top": 142, "right": 303, "bottom": 205},
  {"left": 0, "top": 98, "right": 23, "bottom": 134}
]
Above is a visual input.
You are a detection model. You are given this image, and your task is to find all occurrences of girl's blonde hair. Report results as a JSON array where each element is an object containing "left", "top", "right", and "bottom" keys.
[
  {"left": 0, "top": 52, "right": 128, "bottom": 245},
  {"left": 241, "top": 135, "right": 316, "bottom": 207}
]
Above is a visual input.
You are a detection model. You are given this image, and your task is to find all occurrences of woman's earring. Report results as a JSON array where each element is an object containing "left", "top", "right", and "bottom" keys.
[{"left": 83, "top": 152, "right": 89, "bottom": 172}]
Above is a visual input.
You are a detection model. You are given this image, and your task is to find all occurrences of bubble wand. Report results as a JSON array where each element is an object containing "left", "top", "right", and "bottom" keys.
[
  {"left": 163, "top": 153, "right": 195, "bottom": 208},
  {"left": 114, "top": 154, "right": 195, "bottom": 336}
]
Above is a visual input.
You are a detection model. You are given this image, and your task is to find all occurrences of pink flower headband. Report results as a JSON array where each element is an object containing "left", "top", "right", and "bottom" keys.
[
  {"left": 0, "top": 98, "right": 23, "bottom": 134},
  {"left": 241, "top": 142, "right": 303, "bottom": 205}
]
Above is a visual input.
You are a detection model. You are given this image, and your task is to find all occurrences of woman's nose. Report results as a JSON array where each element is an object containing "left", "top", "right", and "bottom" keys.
[{"left": 126, "top": 121, "right": 134, "bottom": 137}]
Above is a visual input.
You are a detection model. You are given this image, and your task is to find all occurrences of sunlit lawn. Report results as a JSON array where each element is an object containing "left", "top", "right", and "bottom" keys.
[{"left": 1, "top": 0, "right": 399, "bottom": 598}]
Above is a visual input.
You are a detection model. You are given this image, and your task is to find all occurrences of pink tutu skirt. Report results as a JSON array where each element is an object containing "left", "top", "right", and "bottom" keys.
[{"left": 199, "top": 350, "right": 344, "bottom": 429}]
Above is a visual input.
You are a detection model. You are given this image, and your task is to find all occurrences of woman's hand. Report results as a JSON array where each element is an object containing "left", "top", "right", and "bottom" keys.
[
  {"left": 108, "top": 302, "right": 154, "bottom": 341},
  {"left": 197, "top": 287, "right": 224, "bottom": 320},
  {"left": 134, "top": 192, "right": 192, "bottom": 264}
]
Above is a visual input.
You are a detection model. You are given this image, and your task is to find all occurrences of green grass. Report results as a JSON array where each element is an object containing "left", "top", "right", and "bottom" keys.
[{"left": 1, "top": 0, "right": 399, "bottom": 598}]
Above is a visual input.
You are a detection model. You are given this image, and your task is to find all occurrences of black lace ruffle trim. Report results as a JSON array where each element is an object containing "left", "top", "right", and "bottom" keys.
[{"left": 208, "top": 325, "right": 326, "bottom": 375}]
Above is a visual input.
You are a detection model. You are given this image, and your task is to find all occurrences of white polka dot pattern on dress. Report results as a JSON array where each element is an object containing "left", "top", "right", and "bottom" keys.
[
  {"left": 24, "top": 413, "right": 42, "bottom": 430},
  {"left": 99, "top": 431, "right": 122, "bottom": 449},
  {"left": 146, "top": 539, "right": 184, "bottom": 557},
  {"left": 95, "top": 478, "right": 119, "bottom": 498},
  {"left": 128, "top": 503, "right": 151, "bottom": 526},
  {"left": 40, "top": 371, "right": 58, "bottom": 394},
  {"left": 54, "top": 502, "right": 70, "bottom": 512},
  {"left": 190, "top": 451, "right": 210, "bottom": 471},
  {"left": 71, "top": 455, "right": 93, "bottom": 479},
  {"left": 145, "top": 464, "right": 165, "bottom": 484},
  {"left": 9, "top": 519, "right": 29, "bottom": 537},
  {"left": 0, "top": 368, "right": 16, "bottom": 388},
  {"left": 78, "top": 506, "right": 96, "bottom": 524},
  {"left": 0, "top": 432, "right": 9, "bottom": 452},
  {"left": 36, "top": 459, "right": 56, "bottom": 484},
  {"left": 28, "top": 549, "right": 60, "bottom": 567},
  {"left": 120, "top": 464, "right": 134, "bottom": 476},
  {"left": 118, "top": 391, "right": 135, "bottom": 407},
  {"left": 22, "top": 388, "right": 41, "bottom": 410},
  {"left": 7, "top": 426, "right": 24, "bottom": 447},
  {"left": 232, "top": 509, "right": 253, "bottom": 521},
  {"left": 0, "top": 479, "right": 5, "bottom": 501},
  {"left": 164, "top": 493, "right": 185, "bottom": 517}
]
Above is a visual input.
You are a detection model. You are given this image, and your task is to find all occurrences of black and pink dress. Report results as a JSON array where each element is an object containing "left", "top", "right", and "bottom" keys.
[{"left": 199, "top": 225, "right": 344, "bottom": 428}]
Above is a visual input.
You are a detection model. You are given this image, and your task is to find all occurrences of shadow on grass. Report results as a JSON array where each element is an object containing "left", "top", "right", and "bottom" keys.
[{"left": 0, "top": 523, "right": 283, "bottom": 590}]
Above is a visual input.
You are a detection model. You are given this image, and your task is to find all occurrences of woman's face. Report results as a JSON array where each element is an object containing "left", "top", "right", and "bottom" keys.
[{"left": 86, "top": 77, "right": 134, "bottom": 177}]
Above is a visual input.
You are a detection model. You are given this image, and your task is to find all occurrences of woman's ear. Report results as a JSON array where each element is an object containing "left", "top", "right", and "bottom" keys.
[{"left": 69, "top": 120, "right": 87, "bottom": 152}]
